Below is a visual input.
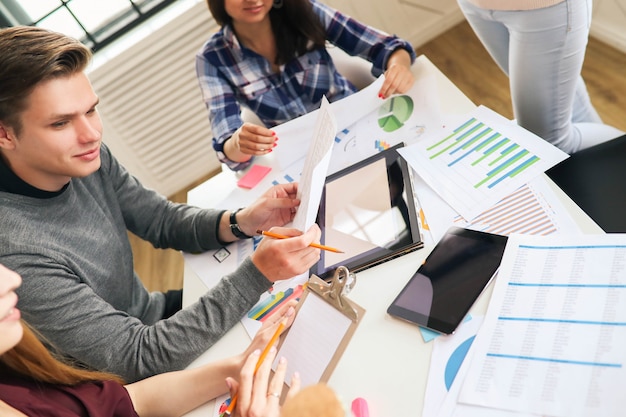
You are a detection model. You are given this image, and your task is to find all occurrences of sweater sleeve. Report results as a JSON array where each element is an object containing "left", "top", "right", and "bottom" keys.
[
  {"left": 3, "top": 144, "right": 272, "bottom": 382},
  {"left": 11, "top": 250, "right": 270, "bottom": 382},
  {"left": 312, "top": 0, "right": 416, "bottom": 77},
  {"left": 100, "top": 143, "right": 225, "bottom": 252}
]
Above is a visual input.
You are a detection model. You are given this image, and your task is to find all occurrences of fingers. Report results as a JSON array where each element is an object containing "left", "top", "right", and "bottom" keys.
[
  {"left": 267, "top": 356, "right": 288, "bottom": 402},
  {"left": 379, "top": 65, "right": 415, "bottom": 98},
  {"left": 260, "top": 225, "right": 320, "bottom": 255},
  {"left": 236, "top": 348, "right": 262, "bottom": 414},
  {"left": 238, "top": 123, "right": 278, "bottom": 155},
  {"left": 266, "top": 182, "right": 298, "bottom": 199},
  {"left": 253, "top": 347, "right": 276, "bottom": 404},
  {"left": 268, "top": 224, "right": 320, "bottom": 243},
  {"left": 286, "top": 371, "right": 301, "bottom": 401},
  {"left": 251, "top": 224, "right": 322, "bottom": 281},
  {"left": 263, "top": 300, "right": 297, "bottom": 329}
]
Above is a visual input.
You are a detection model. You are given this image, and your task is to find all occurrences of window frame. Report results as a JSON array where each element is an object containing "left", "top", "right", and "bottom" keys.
[{"left": 0, "top": 0, "right": 180, "bottom": 51}]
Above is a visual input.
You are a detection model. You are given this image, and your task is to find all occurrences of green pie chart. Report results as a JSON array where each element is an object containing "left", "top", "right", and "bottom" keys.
[{"left": 378, "top": 95, "right": 414, "bottom": 132}]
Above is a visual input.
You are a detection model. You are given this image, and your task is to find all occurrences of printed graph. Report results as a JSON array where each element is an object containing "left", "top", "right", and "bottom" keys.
[
  {"left": 378, "top": 95, "right": 414, "bottom": 132},
  {"left": 427, "top": 118, "right": 540, "bottom": 189},
  {"left": 399, "top": 106, "right": 568, "bottom": 220},
  {"left": 453, "top": 182, "right": 563, "bottom": 236}
]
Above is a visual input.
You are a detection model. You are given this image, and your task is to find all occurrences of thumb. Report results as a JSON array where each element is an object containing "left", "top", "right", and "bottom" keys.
[{"left": 226, "top": 377, "right": 239, "bottom": 398}]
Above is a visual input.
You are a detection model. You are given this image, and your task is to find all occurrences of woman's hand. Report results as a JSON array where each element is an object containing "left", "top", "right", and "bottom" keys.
[
  {"left": 227, "top": 347, "right": 300, "bottom": 417},
  {"left": 225, "top": 123, "right": 278, "bottom": 162},
  {"left": 379, "top": 48, "right": 415, "bottom": 98},
  {"left": 227, "top": 304, "right": 301, "bottom": 417},
  {"left": 242, "top": 301, "right": 297, "bottom": 359}
]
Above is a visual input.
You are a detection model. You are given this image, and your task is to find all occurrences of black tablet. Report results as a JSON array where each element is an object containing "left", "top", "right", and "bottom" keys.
[
  {"left": 387, "top": 226, "right": 508, "bottom": 334},
  {"left": 310, "top": 143, "right": 423, "bottom": 280}
]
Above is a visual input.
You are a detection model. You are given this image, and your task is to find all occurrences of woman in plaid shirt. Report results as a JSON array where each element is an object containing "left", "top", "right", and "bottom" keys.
[{"left": 196, "top": 0, "right": 416, "bottom": 171}]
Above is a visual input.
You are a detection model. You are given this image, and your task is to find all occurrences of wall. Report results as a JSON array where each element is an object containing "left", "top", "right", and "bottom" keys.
[{"left": 591, "top": 0, "right": 626, "bottom": 53}]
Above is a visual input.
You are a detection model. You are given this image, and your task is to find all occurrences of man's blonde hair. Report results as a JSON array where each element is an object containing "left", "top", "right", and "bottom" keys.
[{"left": 0, "top": 26, "right": 92, "bottom": 135}]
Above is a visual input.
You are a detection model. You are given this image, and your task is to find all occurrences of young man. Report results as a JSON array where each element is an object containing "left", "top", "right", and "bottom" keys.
[{"left": 0, "top": 26, "right": 321, "bottom": 382}]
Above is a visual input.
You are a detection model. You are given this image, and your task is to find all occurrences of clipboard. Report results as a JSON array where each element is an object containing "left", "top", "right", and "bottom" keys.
[{"left": 274, "top": 266, "right": 366, "bottom": 389}]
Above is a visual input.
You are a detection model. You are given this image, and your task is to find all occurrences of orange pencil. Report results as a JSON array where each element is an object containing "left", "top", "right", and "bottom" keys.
[
  {"left": 223, "top": 320, "right": 286, "bottom": 416},
  {"left": 257, "top": 229, "right": 344, "bottom": 253}
]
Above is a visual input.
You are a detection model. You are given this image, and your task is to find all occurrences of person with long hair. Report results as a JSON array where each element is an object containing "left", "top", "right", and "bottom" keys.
[
  {"left": 196, "top": 0, "right": 417, "bottom": 170},
  {"left": 456, "top": 0, "right": 623, "bottom": 153},
  {"left": 0, "top": 263, "right": 302, "bottom": 417}
]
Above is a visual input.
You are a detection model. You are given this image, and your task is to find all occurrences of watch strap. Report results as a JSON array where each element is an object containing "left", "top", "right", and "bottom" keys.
[{"left": 229, "top": 208, "right": 253, "bottom": 239}]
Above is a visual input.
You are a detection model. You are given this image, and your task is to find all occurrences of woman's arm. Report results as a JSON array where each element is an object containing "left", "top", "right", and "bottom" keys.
[
  {"left": 125, "top": 355, "right": 240, "bottom": 417},
  {"left": 125, "top": 304, "right": 297, "bottom": 417}
]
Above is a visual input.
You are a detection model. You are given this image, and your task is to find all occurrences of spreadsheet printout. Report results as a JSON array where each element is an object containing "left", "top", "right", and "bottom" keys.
[{"left": 458, "top": 234, "right": 626, "bottom": 417}]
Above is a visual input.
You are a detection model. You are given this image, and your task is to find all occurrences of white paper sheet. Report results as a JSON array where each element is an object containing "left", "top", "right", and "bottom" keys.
[
  {"left": 422, "top": 316, "right": 484, "bottom": 417},
  {"left": 399, "top": 106, "right": 569, "bottom": 220},
  {"left": 457, "top": 234, "right": 626, "bottom": 417},
  {"left": 414, "top": 174, "right": 583, "bottom": 244},
  {"left": 292, "top": 97, "right": 337, "bottom": 232},
  {"left": 271, "top": 77, "right": 386, "bottom": 170},
  {"left": 274, "top": 291, "right": 352, "bottom": 387}
]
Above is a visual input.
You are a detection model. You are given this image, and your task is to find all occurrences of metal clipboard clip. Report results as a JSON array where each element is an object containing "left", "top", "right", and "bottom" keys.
[{"left": 308, "top": 266, "right": 359, "bottom": 322}]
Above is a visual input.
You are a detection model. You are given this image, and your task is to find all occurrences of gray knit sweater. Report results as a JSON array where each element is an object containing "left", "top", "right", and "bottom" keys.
[{"left": 0, "top": 144, "right": 271, "bottom": 382}]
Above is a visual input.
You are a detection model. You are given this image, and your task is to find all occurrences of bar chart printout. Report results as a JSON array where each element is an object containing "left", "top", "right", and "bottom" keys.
[
  {"left": 456, "top": 234, "right": 626, "bottom": 417},
  {"left": 399, "top": 106, "right": 568, "bottom": 220}
]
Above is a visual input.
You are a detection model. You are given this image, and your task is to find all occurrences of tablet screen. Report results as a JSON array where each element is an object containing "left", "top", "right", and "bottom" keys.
[
  {"left": 387, "top": 227, "right": 508, "bottom": 334},
  {"left": 310, "top": 144, "right": 423, "bottom": 280}
]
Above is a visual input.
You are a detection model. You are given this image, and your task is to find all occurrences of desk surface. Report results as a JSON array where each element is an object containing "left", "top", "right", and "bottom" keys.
[{"left": 181, "top": 56, "right": 603, "bottom": 417}]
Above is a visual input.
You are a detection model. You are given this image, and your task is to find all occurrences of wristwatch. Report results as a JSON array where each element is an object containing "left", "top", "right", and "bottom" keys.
[{"left": 229, "top": 208, "right": 253, "bottom": 239}]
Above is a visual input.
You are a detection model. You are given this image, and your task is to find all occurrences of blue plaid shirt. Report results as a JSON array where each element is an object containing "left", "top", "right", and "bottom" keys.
[{"left": 196, "top": 0, "right": 416, "bottom": 170}]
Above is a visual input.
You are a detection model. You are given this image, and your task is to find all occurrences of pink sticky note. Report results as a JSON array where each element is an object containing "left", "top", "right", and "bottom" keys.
[{"left": 237, "top": 165, "right": 272, "bottom": 189}]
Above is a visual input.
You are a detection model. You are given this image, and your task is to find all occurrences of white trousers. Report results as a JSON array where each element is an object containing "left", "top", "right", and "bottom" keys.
[{"left": 457, "top": 0, "right": 623, "bottom": 153}]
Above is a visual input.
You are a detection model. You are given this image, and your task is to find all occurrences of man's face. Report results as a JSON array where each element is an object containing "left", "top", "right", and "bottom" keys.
[{"left": 0, "top": 72, "right": 102, "bottom": 192}]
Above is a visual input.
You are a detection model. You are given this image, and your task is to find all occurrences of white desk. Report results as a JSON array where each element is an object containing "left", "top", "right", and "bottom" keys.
[{"left": 181, "top": 56, "right": 603, "bottom": 417}]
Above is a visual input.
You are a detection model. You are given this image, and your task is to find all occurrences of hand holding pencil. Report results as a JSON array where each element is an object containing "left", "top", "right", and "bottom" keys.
[
  {"left": 251, "top": 225, "right": 323, "bottom": 282},
  {"left": 257, "top": 229, "right": 344, "bottom": 253},
  {"left": 222, "top": 304, "right": 300, "bottom": 417}
]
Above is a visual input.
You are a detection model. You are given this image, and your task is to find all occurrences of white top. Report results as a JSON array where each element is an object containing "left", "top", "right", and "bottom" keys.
[{"left": 466, "top": 0, "right": 564, "bottom": 10}]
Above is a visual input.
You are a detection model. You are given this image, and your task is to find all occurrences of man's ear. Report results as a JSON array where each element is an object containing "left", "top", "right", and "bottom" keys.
[{"left": 0, "top": 123, "right": 17, "bottom": 150}]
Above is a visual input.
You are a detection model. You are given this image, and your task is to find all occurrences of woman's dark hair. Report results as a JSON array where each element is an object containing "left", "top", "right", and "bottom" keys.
[{"left": 206, "top": 0, "right": 327, "bottom": 65}]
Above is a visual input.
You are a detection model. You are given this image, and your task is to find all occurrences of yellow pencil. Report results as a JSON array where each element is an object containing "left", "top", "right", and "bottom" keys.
[
  {"left": 223, "top": 320, "right": 286, "bottom": 416},
  {"left": 257, "top": 229, "right": 344, "bottom": 253}
]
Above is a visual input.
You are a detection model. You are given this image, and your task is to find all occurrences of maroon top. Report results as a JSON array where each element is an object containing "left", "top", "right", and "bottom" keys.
[{"left": 0, "top": 374, "right": 139, "bottom": 417}]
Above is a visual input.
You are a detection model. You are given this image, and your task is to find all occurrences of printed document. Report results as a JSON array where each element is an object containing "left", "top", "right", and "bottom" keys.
[{"left": 456, "top": 233, "right": 626, "bottom": 417}]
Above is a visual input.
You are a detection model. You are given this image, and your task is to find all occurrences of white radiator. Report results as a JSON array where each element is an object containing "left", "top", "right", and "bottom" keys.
[{"left": 89, "top": 1, "right": 220, "bottom": 197}]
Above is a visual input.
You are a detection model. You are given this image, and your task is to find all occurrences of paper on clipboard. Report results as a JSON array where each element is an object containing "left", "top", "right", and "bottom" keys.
[{"left": 273, "top": 266, "right": 365, "bottom": 388}]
